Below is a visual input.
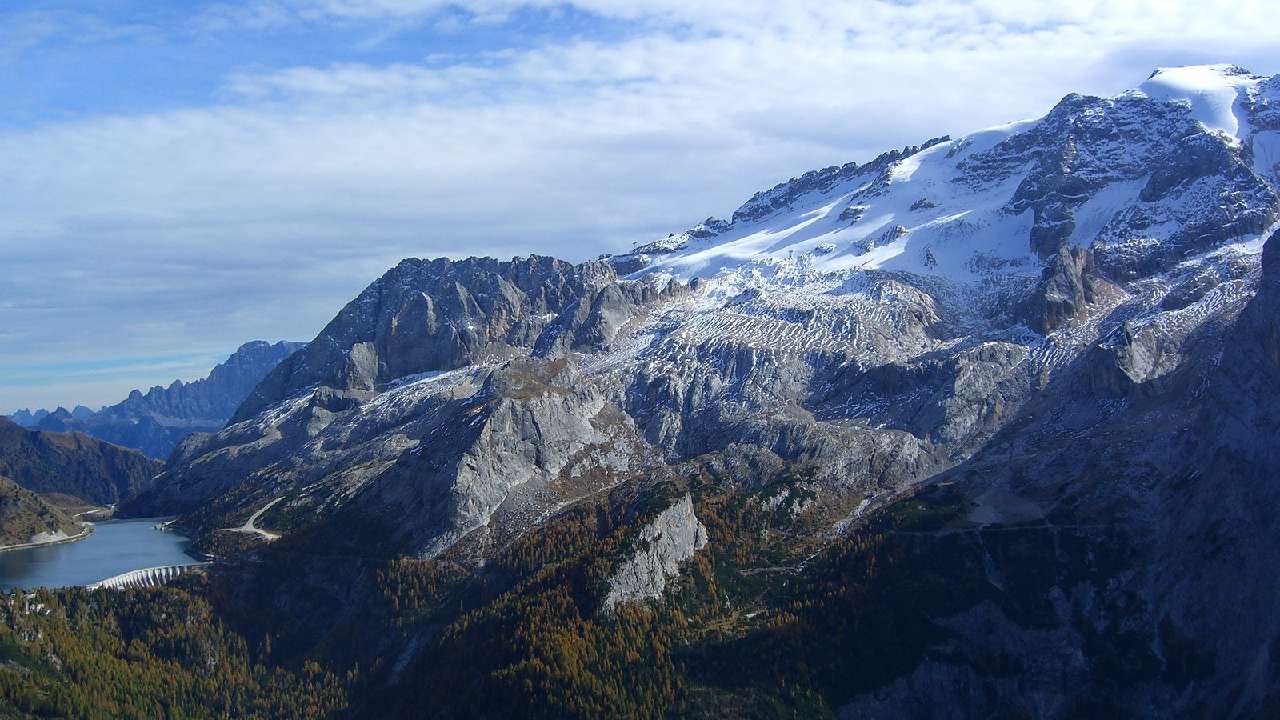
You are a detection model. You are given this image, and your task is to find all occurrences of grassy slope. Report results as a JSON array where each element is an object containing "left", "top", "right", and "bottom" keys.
[{"left": 0, "top": 475, "right": 81, "bottom": 547}]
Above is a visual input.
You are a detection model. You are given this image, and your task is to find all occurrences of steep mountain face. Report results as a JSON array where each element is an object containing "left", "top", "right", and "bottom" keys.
[
  {"left": 825, "top": 221, "right": 1280, "bottom": 718},
  {"left": 127, "top": 262, "right": 694, "bottom": 542},
  {"left": 17, "top": 340, "right": 304, "bottom": 458},
  {"left": 0, "top": 475, "right": 81, "bottom": 547},
  {"left": 231, "top": 257, "right": 620, "bottom": 423},
  {"left": 130, "top": 65, "right": 1280, "bottom": 716},
  {"left": 0, "top": 417, "right": 162, "bottom": 505}
]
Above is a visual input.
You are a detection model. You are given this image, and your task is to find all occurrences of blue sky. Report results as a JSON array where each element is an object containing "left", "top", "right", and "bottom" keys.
[
  {"left": 0, "top": 3, "right": 630, "bottom": 127},
  {"left": 3, "top": 0, "right": 1280, "bottom": 411}
]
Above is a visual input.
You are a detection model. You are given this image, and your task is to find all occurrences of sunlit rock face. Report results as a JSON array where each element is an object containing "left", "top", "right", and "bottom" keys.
[{"left": 604, "top": 494, "right": 708, "bottom": 611}]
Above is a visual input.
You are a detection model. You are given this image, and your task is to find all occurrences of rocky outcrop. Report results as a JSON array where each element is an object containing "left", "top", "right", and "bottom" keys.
[
  {"left": 125, "top": 353, "right": 654, "bottom": 558},
  {"left": 0, "top": 417, "right": 162, "bottom": 505},
  {"left": 1018, "top": 247, "right": 1119, "bottom": 333},
  {"left": 603, "top": 494, "right": 707, "bottom": 610},
  {"left": 533, "top": 277, "right": 693, "bottom": 357},
  {"left": 350, "top": 359, "right": 646, "bottom": 556}
]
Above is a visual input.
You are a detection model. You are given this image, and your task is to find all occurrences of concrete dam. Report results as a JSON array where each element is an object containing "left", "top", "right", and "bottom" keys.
[{"left": 87, "top": 563, "right": 211, "bottom": 591}]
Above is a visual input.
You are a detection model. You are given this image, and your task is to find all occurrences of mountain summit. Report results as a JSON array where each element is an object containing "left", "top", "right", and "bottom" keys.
[
  {"left": 119, "top": 66, "right": 1280, "bottom": 717},
  {"left": 617, "top": 63, "right": 1278, "bottom": 283}
]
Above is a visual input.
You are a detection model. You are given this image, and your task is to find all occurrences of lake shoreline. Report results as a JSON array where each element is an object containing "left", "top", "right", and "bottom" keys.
[
  {"left": 0, "top": 519, "right": 201, "bottom": 590},
  {"left": 0, "top": 524, "right": 94, "bottom": 555}
]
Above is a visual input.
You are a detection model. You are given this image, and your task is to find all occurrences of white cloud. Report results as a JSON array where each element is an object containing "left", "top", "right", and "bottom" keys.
[{"left": 3, "top": 0, "right": 1280, "bottom": 410}]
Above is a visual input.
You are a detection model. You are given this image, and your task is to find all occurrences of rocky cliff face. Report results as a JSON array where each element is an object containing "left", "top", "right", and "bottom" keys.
[
  {"left": 824, "top": 227, "right": 1280, "bottom": 718},
  {"left": 131, "top": 65, "right": 1280, "bottom": 717},
  {"left": 0, "top": 417, "right": 162, "bottom": 505},
  {"left": 604, "top": 493, "right": 707, "bottom": 610},
  {"left": 231, "top": 257, "right": 618, "bottom": 423},
  {"left": 21, "top": 340, "right": 304, "bottom": 458}
]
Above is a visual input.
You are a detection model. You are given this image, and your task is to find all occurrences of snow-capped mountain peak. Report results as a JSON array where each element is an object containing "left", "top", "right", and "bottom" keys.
[
  {"left": 1137, "top": 64, "right": 1264, "bottom": 140},
  {"left": 622, "top": 65, "right": 1279, "bottom": 287}
]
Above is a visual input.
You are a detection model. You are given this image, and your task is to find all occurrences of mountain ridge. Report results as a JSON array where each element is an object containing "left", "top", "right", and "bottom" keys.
[
  {"left": 0, "top": 417, "right": 162, "bottom": 505},
  {"left": 109, "top": 64, "right": 1280, "bottom": 717},
  {"left": 617, "top": 63, "right": 1278, "bottom": 284},
  {"left": 140, "top": 63, "right": 1280, "bottom": 548}
]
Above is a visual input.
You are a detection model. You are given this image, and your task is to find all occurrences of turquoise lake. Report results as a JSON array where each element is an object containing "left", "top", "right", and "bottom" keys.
[{"left": 0, "top": 519, "right": 201, "bottom": 590}]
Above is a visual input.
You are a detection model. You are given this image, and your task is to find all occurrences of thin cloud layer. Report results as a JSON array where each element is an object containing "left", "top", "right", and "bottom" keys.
[{"left": 2, "top": 0, "right": 1278, "bottom": 410}]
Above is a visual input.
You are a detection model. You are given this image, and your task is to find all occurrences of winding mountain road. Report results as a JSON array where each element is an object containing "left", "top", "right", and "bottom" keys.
[{"left": 227, "top": 497, "right": 283, "bottom": 540}]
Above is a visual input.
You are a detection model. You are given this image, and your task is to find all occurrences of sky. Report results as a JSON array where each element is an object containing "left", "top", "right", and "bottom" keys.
[{"left": 3, "top": 0, "right": 1280, "bottom": 411}]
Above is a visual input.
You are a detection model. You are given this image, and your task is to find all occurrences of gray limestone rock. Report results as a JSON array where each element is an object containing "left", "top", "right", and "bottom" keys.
[
  {"left": 1019, "top": 247, "right": 1119, "bottom": 333},
  {"left": 603, "top": 493, "right": 708, "bottom": 610},
  {"left": 233, "top": 256, "right": 617, "bottom": 422}
]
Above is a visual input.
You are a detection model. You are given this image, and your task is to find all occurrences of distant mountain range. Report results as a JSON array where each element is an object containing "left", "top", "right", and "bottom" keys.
[
  {"left": 7, "top": 340, "right": 305, "bottom": 459},
  {"left": 8, "top": 405, "right": 94, "bottom": 427}
]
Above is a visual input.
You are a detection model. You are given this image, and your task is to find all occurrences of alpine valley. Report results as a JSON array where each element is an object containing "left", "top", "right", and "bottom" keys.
[{"left": 5, "top": 64, "right": 1280, "bottom": 719}]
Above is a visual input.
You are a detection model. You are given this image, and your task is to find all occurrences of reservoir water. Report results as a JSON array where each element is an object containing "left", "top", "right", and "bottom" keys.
[{"left": 0, "top": 519, "right": 201, "bottom": 590}]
